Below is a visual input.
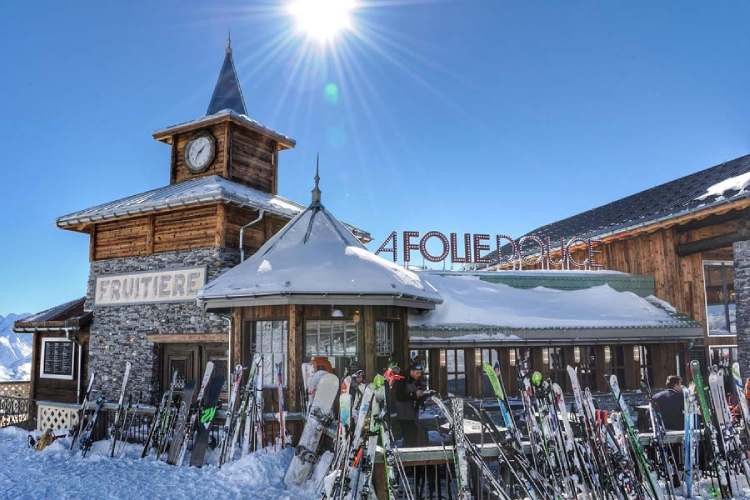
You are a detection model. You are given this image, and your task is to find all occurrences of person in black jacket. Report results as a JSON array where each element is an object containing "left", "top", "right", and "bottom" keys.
[
  {"left": 653, "top": 375, "right": 684, "bottom": 430},
  {"left": 393, "top": 362, "right": 431, "bottom": 447}
]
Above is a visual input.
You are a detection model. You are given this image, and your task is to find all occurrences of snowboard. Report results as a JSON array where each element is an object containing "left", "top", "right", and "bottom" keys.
[
  {"left": 190, "top": 371, "right": 226, "bottom": 467},
  {"left": 285, "top": 371, "right": 340, "bottom": 487}
]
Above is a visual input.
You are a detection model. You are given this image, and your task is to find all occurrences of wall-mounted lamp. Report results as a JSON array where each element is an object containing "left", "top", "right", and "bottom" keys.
[{"left": 331, "top": 305, "right": 344, "bottom": 318}]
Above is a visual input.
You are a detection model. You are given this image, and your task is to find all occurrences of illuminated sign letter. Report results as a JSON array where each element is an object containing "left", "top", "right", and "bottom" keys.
[
  {"left": 450, "top": 233, "right": 471, "bottom": 264},
  {"left": 402, "top": 231, "right": 420, "bottom": 264},
  {"left": 420, "top": 231, "right": 450, "bottom": 262},
  {"left": 375, "top": 231, "right": 398, "bottom": 262}
]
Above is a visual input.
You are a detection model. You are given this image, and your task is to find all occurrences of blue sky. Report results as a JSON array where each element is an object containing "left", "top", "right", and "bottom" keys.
[{"left": 2, "top": 1, "right": 749, "bottom": 314}]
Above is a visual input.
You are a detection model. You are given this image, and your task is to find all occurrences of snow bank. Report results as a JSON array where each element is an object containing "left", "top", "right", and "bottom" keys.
[
  {"left": 0, "top": 427, "right": 316, "bottom": 499},
  {"left": 410, "top": 273, "right": 680, "bottom": 329}
]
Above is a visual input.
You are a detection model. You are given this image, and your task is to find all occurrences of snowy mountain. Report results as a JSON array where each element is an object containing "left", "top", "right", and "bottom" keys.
[{"left": 0, "top": 313, "right": 32, "bottom": 381}]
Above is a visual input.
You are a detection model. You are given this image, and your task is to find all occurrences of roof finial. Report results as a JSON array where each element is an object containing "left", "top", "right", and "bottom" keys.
[
  {"left": 311, "top": 154, "right": 322, "bottom": 207},
  {"left": 226, "top": 30, "right": 232, "bottom": 53}
]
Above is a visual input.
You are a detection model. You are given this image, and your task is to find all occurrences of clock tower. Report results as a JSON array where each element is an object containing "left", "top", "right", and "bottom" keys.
[
  {"left": 152, "top": 37, "right": 295, "bottom": 194},
  {"left": 57, "top": 40, "right": 315, "bottom": 401}
]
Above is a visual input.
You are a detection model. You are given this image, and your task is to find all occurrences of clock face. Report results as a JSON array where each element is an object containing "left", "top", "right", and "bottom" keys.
[{"left": 184, "top": 133, "right": 216, "bottom": 173}]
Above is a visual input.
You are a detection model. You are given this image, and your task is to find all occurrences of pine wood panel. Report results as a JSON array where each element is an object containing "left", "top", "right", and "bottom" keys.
[
  {"left": 92, "top": 205, "right": 221, "bottom": 260},
  {"left": 93, "top": 216, "right": 151, "bottom": 260},
  {"left": 230, "top": 125, "right": 278, "bottom": 194},
  {"left": 153, "top": 205, "right": 218, "bottom": 253}
]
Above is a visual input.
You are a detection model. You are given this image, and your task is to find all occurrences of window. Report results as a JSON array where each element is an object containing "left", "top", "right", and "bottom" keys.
[
  {"left": 251, "top": 320, "right": 288, "bottom": 387},
  {"left": 574, "top": 346, "right": 598, "bottom": 390},
  {"left": 605, "top": 345, "right": 626, "bottom": 388},
  {"left": 635, "top": 345, "right": 653, "bottom": 386},
  {"left": 543, "top": 347, "right": 566, "bottom": 390},
  {"left": 375, "top": 321, "right": 395, "bottom": 357},
  {"left": 444, "top": 349, "right": 466, "bottom": 396},
  {"left": 704, "top": 261, "right": 736, "bottom": 336},
  {"left": 40, "top": 338, "right": 74, "bottom": 380},
  {"left": 710, "top": 345, "right": 737, "bottom": 369},
  {"left": 305, "top": 320, "right": 358, "bottom": 358}
]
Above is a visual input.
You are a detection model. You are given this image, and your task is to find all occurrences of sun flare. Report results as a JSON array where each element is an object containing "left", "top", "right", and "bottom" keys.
[{"left": 286, "top": 0, "right": 357, "bottom": 43}]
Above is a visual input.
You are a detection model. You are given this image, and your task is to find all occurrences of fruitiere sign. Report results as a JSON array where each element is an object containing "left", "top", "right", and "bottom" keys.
[
  {"left": 95, "top": 267, "right": 207, "bottom": 305},
  {"left": 375, "top": 231, "right": 602, "bottom": 269}
]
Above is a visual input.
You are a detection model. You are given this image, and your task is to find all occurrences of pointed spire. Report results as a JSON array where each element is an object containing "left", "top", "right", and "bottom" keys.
[
  {"left": 311, "top": 154, "right": 322, "bottom": 207},
  {"left": 207, "top": 35, "right": 247, "bottom": 116}
]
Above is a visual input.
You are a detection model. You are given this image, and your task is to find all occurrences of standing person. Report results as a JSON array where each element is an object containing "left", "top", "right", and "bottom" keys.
[
  {"left": 653, "top": 375, "right": 684, "bottom": 430},
  {"left": 383, "top": 361, "right": 404, "bottom": 423},
  {"left": 306, "top": 356, "right": 334, "bottom": 405},
  {"left": 393, "top": 362, "right": 430, "bottom": 447}
]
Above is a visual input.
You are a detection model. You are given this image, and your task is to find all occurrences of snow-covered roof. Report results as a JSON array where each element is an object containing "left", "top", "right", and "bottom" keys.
[
  {"left": 408, "top": 273, "right": 701, "bottom": 344},
  {"left": 199, "top": 194, "right": 442, "bottom": 309},
  {"left": 697, "top": 171, "right": 750, "bottom": 201},
  {"left": 153, "top": 109, "right": 295, "bottom": 148},
  {"left": 55, "top": 175, "right": 370, "bottom": 240},
  {"left": 57, "top": 175, "right": 299, "bottom": 226},
  {"left": 13, "top": 297, "right": 91, "bottom": 333}
]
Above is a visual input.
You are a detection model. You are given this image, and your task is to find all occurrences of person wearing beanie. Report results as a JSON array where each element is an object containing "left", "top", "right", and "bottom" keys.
[{"left": 393, "top": 361, "right": 430, "bottom": 447}]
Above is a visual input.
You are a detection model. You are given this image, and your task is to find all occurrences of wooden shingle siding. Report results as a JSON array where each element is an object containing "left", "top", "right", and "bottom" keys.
[
  {"left": 153, "top": 205, "right": 218, "bottom": 253},
  {"left": 92, "top": 205, "right": 220, "bottom": 260},
  {"left": 230, "top": 126, "right": 278, "bottom": 194},
  {"left": 93, "top": 216, "right": 151, "bottom": 260}
]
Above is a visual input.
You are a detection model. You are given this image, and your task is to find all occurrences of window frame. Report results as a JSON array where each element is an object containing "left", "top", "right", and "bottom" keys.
[
  {"left": 375, "top": 321, "right": 396, "bottom": 358},
  {"left": 39, "top": 337, "right": 75, "bottom": 380},
  {"left": 703, "top": 260, "right": 737, "bottom": 337},
  {"left": 250, "top": 320, "right": 289, "bottom": 388},
  {"left": 304, "top": 319, "right": 360, "bottom": 358},
  {"left": 444, "top": 348, "right": 467, "bottom": 397}
]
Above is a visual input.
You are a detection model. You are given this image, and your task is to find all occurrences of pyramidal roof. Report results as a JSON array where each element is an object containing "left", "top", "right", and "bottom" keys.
[
  {"left": 206, "top": 36, "right": 247, "bottom": 116},
  {"left": 199, "top": 169, "right": 441, "bottom": 309}
]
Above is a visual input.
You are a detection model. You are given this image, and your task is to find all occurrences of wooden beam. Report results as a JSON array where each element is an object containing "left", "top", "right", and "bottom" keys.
[
  {"left": 146, "top": 333, "right": 228, "bottom": 344},
  {"left": 89, "top": 224, "right": 97, "bottom": 262},
  {"left": 287, "top": 304, "right": 300, "bottom": 413},
  {"left": 145, "top": 214, "right": 155, "bottom": 254},
  {"left": 676, "top": 207, "right": 750, "bottom": 233},
  {"left": 363, "top": 306, "right": 376, "bottom": 380},
  {"left": 677, "top": 228, "right": 750, "bottom": 256},
  {"left": 215, "top": 203, "right": 227, "bottom": 248}
]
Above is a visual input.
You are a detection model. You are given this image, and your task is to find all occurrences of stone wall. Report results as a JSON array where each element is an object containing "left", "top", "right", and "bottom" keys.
[
  {"left": 85, "top": 247, "right": 240, "bottom": 401},
  {"left": 735, "top": 240, "right": 750, "bottom": 374}
]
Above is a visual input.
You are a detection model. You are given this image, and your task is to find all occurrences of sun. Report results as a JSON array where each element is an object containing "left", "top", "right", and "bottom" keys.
[{"left": 286, "top": 0, "right": 357, "bottom": 43}]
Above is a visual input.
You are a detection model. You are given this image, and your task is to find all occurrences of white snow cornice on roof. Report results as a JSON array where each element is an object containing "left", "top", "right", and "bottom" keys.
[
  {"left": 411, "top": 273, "right": 693, "bottom": 330},
  {"left": 198, "top": 203, "right": 442, "bottom": 309}
]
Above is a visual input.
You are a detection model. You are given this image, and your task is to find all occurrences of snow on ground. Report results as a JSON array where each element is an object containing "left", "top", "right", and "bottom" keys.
[{"left": 0, "top": 427, "right": 316, "bottom": 500}]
